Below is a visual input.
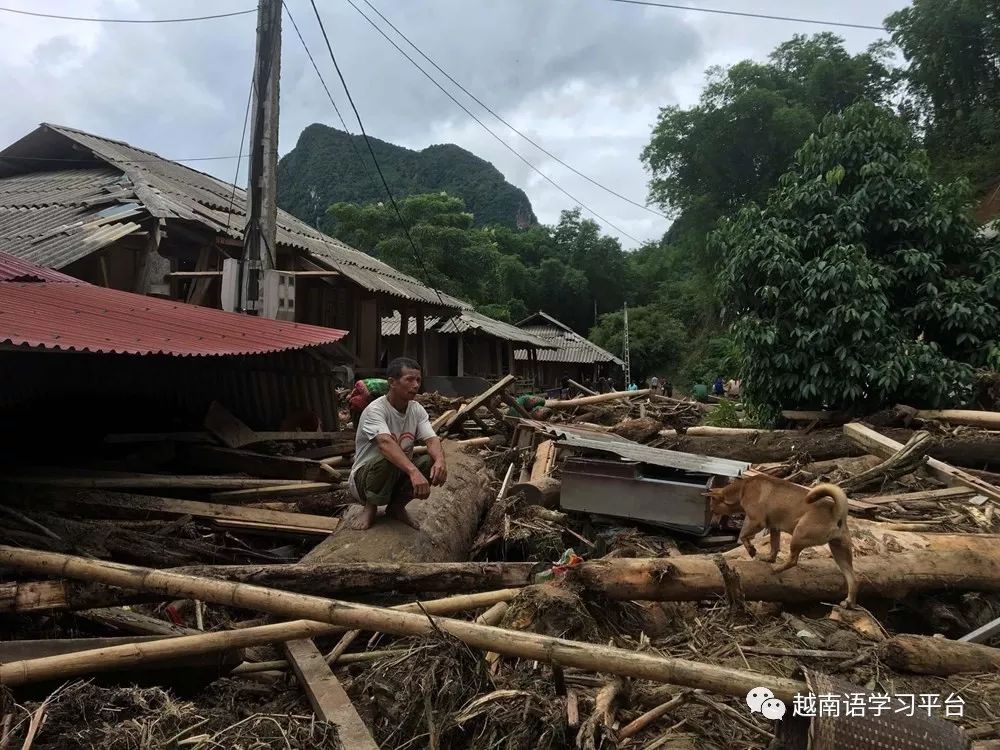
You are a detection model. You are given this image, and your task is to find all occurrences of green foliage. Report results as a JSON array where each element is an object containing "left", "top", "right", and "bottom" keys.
[
  {"left": 886, "top": 0, "right": 1000, "bottom": 188},
  {"left": 704, "top": 399, "right": 742, "bottom": 428},
  {"left": 277, "top": 124, "right": 537, "bottom": 232},
  {"left": 328, "top": 196, "right": 628, "bottom": 335},
  {"left": 714, "top": 102, "right": 1000, "bottom": 411},
  {"left": 589, "top": 305, "right": 687, "bottom": 380},
  {"left": 641, "top": 33, "right": 898, "bottom": 227}
]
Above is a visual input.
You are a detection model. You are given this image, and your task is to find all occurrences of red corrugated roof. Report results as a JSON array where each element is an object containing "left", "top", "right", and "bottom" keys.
[
  {"left": 0, "top": 253, "right": 348, "bottom": 357},
  {"left": 0, "top": 253, "right": 76, "bottom": 282}
]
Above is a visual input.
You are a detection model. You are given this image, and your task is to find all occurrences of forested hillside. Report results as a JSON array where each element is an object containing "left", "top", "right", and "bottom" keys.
[
  {"left": 276, "top": 123, "right": 536, "bottom": 232},
  {"left": 284, "top": 0, "right": 1000, "bottom": 412}
]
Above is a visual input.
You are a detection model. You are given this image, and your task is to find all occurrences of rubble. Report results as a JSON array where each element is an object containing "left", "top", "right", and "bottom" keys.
[{"left": 3, "top": 380, "right": 1000, "bottom": 749}]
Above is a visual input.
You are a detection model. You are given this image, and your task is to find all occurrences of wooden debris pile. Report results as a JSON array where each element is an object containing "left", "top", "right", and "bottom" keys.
[{"left": 4, "top": 378, "right": 1000, "bottom": 749}]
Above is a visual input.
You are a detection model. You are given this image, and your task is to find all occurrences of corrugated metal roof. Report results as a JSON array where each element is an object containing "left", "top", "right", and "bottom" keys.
[
  {"left": 0, "top": 124, "right": 461, "bottom": 309},
  {"left": 0, "top": 253, "right": 75, "bottom": 282},
  {"left": 512, "top": 311, "right": 624, "bottom": 365},
  {"left": 523, "top": 420, "right": 748, "bottom": 477},
  {"left": 0, "top": 253, "right": 347, "bottom": 357},
  {"left": 0, "top": 167, "right": 145, "bottom": 269},
  {"left": 380, "top": 309, "right": 554, "bottom": 348}
]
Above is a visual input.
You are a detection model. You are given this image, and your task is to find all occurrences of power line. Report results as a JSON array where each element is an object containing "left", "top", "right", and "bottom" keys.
[
  {"left": 307, "top": 0, "right": 449, "bottom": 306},
  {"left": 604, "top": 0, "right": 886, "bottom": 32},
  {"left": 281, "top": 0, "right": 380, "bottom": 199},
  {"left": 343, "top": 0, "right": 643, "bottom": 245},
  {"left": 0, "top": 5, "right": 255, "bottom": 23},
  {"left": 359, "top": 0, "right": 667, "bottom": 220},
  {"left": 225, "top": 69, "right": 256, "bottom": 234}
]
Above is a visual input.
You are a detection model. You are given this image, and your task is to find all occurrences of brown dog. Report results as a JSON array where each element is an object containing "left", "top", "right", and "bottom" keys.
[{"left": 706, "top": 473, "right": 857, "bottom": 608}]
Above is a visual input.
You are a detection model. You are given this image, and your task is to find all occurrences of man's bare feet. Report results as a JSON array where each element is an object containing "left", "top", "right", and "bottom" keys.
[
  {"left": 348, "top": 504, "right": 378, "bottom": 530},
  {"left": 386, "top": 503, "right": 420, "bottom": 529}
]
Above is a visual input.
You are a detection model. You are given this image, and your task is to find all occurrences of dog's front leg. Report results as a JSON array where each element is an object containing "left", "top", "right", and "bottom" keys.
[{"left": 738, "top": 517, "right": 763, "bottom": 558}]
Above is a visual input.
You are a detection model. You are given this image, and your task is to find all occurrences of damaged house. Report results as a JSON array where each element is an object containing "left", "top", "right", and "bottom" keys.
[
  {"left": 0, "top": 123, "right": 465, "bottom": 378},
  {"left": 513, "top": 311, "right": 624, "bottom": 389}
]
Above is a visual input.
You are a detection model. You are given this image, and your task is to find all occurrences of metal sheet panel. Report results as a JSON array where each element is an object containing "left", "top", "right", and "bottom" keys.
[
  {"left": 0, "top": 257, "right": 349, "bottom": 357},
  {"left": 560, "top": 457, "right": 715, "bottom": 536},
  {"left": 523, "top": 419, "right": 749, "bottom": 477}
]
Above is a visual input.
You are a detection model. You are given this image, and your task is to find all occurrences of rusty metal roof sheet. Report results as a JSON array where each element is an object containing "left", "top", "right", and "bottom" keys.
[
  {"left": 0, "top": 253, "right": 75, "bottom": 282},
  {"left": 0, "top": 252, "right": 347, "bottom": 357},
  {"left": 512, "top": 311, "right": 623, "bottom": 365},
  {"left": 0, "top": 124, "right": 460, "bottom": 310},
  {"left": 523, "top": 419, "right": 748, "bottom": 477}
]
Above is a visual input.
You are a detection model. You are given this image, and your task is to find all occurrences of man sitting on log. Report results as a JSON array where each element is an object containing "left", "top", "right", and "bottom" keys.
[{"left": 347, "top": 357, "right": 447, "bottom": 530}]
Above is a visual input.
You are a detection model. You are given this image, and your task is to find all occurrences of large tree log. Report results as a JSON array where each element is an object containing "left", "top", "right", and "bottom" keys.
[
  {"left": 0, "top": 547, "right": 806, "bottom": 701},
  {"left": 878, "top": 634, "right": 1000, "bottom": 675},
  {"left": 662, "top": 427, "right": 1000, "bottom": 469},
  {"left": 509, "top": 477, "right": 561, "bottom": 508},
  {"left": 8, "top": 525, "right": 1000, "bottom": 613},
  {"left": 909, "top": 408, "right": 1000, "bottom": 430},
  {"left": 301, "top": 440, "right": 492, "bottom": 564}
]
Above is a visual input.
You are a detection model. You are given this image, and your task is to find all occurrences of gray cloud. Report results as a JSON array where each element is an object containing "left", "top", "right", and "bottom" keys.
[{"left": 0, "top": 0, "right": 907, "bottom": 248}]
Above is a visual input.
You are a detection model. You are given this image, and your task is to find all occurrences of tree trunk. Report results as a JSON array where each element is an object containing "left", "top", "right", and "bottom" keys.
[
  {"left": 0, "top": 546, "right": 806, "bottom": 702},
  {"left": 610, "top": 417, "right": 663, "bottom": 443},
  {"left": 663, "top": 427, "right": 1000, "bottom": 469},
  {"left": 301, "top": 440, "right": 492, "bottom": 564},
  {"left": 509, "top": 477, "right": 561, "bottom": 508},
  {"left": 11, "top": 527, "right": 1000, "bottom": 614},
  {"left": 545, "top": 390, "right": 650, "bottom": 409},
  {"left": 878, "top": 634, "right": 1000, "bottom": 675}
]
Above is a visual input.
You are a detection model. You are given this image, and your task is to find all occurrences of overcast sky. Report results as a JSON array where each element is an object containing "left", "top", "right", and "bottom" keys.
[{"left": 0, "top": 0, "right": 907, "bottom": 248}]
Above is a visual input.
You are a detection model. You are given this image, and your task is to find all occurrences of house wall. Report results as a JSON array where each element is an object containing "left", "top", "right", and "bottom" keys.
[
  {"left": 0, "top": 347, "right": 343, "bottom": 450},
  {"left": 62, "top": 243, "right": 140, "bottom": 291}
]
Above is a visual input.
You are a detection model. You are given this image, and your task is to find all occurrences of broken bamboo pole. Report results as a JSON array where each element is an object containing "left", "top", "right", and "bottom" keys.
[
  {"left": 878, "top": 634, "right": 1000, "bottom": 675},
  {"left": 544, "top": 389, "right": 650, "bottom": 409},
  {"left": 0, "top": 546, "right": 805, "bottom": 701}
]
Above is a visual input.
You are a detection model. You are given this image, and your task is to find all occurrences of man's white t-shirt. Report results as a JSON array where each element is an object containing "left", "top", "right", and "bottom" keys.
[{"left": 348, "top": 395, "right": 436, "bottom": 501}]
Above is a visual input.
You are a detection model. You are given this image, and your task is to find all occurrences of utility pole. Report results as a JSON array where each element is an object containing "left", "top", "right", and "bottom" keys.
[
  {"left": 622, "top": 302, "right": 631, "bottom": 387},
  {"left": 239, "top": 0, "right": 281, "bottom": 313}
]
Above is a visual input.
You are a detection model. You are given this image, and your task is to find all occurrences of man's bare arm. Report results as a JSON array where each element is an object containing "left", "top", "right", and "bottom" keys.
[
  {"left": 375, "top": 433, "right": 430, "bottom": 498},
  {"left": 425, "top": 436, "right": 447, "bottom": 485}
]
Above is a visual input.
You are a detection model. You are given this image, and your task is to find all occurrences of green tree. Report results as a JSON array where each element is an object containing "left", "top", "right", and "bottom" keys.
[
  {"left": 714, "top": 102, "right": 1000, "bottom": 411},
  {"left": 589, "top": 305, "right": 688, "bottom": 382},
  {"left": 886, "top": 0, "right": 1000, "bottom": 188},
  {"left": 641, "top": 33, "right": 897, "bottom": 227},
  {"left": 328, "top": 192, "right": 503, "bottom": 301}
]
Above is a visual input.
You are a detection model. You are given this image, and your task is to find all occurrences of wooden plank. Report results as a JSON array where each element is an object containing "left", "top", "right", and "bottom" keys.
[
  {"left": 72, "top": 492, "right": 340, "bottom": 533},
  {"left": 3, "top": 472, "right": 315, "bottom": 490},
  {"left": 76, "top": 607, "right": 198, "bottom": 636},
  {"left": 283, "top": 638, "right": 380, "bottom": 748},
  {"left": 213, "top": 519, "right": 339, "bottom": 536},
  {"left": 210, "top": 482, "right": 334, "bottom": 501},
  {"left": 245, "top": 431, "right": 351, "bottom": 445},
  {"left": 204, "top": 401, "right": 258, "bottom": 449},
  {"left": 105, "top": 432, "right": 213, "bottom": 444},
  {"left": 185, "top": 444, "right": 332, "bottom": 482},
  {"left": 859, "top": 486, "right": 975, "bottom": 506},
  {"left": 443, "top": 374, "right": 516, "bottom": 432},
  {"left": 844, "top": 423, "right": 1000, "bottom": 503},
  {"left": 567, "top": 379, "right": 597, "bottom": 396}
]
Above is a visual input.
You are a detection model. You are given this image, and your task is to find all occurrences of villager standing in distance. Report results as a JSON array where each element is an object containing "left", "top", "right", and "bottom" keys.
[{"left": 347, "top": 357, "right": 447, "bottom": 530}]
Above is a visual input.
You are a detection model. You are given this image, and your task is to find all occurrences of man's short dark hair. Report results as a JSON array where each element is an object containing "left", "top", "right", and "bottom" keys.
[{"left": 387, "top": 357, "right": 422, "bottom": 379}]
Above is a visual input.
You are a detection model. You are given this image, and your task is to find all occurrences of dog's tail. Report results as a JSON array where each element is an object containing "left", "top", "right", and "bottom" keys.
[{"left": 805, "top": 483, "right": 849, "bottom": 519}]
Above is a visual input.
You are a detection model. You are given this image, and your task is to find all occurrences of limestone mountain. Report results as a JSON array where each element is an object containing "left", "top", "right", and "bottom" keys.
[{"left": 276, "top": 123, "right": 537, "bottom": 231}]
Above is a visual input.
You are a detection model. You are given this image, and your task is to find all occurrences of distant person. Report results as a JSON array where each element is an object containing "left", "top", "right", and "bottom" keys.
[
  {"left": 692, "top": 383, "right": 709, "bottom": 402},
  {"left": 347, "top": 377, "right": 389, "bottom": 429},
  {"left": 560, "top": 372, "right": 571, "bottom": 398},
  {"left": 627, "top": 382, "right": 638, "bottom": 392},
  {"left": 649, "top": 375, "right": 659, "bottom": 395},
  {"left": 663, "top": 379, "right": 674, "bottom": 398},
  {"left": 725, "top": 378, "right": 742, "bottom": 399},
  {"left": 598, "top": 377, "right": 612, "bottom": 394},
  {"left": 348, "top": 358, "right": 446, "bottom": 531},
  {"left": 514, "top": 393, "right": 550, "bottom": 419},
  {"left": 713, "top": 375, "right": 725, "bottom": 397}
]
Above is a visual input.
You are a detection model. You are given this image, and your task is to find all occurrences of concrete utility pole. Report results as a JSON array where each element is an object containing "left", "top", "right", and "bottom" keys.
[
  {"left": 623, "top": 302, "right": 631, "bottom": 386},
  {"left": 239, "top": 0, "right": 281, "bottom": 313}
]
